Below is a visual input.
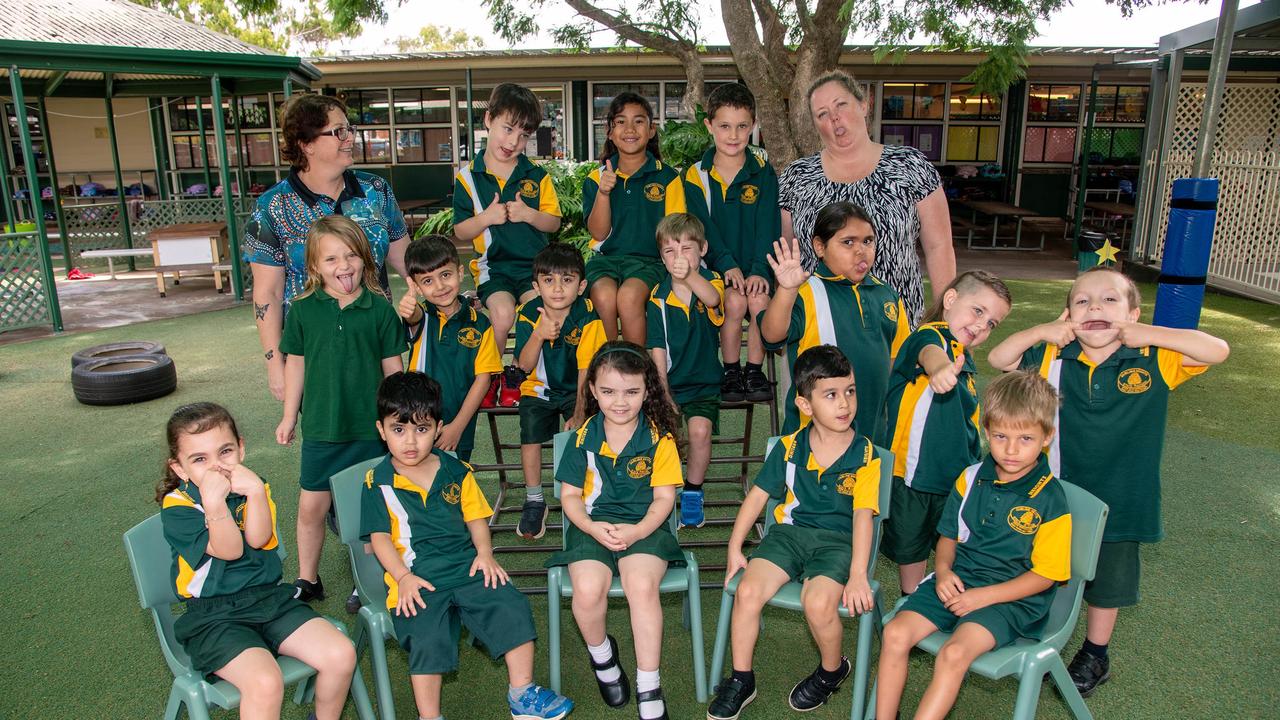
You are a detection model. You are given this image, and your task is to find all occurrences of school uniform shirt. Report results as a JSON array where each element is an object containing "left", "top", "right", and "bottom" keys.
[
  {"left": 407, "top": 302, "right": 504, "bottom": 424},
  {"left": 939, "top": 455, "right": 1072, "bottom": 617},
  {"left": 514, "top": 296, "right": 608, "bottom": 401},
  {"left": 161, "top": 481, "right": 282, "bottom": 599},
  {"left": 645, "top": 268, "right": 726, "bottom": 404},
  {"left": 280, "top": 287, "right": 407, "bottom": 442},
  {"left": 582, "top": 152, "right": 686, "bottom": 258},
  {"left": 754, "top": 426, "right": 881, "bottom": 533},
  {"left": 453, "top": 153, "right": 561, "bottom": 285},
  {"left": 885, "top": 322, "right": 981, "bottom": 495},
  {"left": 761, "top": 263, "right": 911, "bottom": 440},
  {"left": 683, "top": 146, "right": 780, "bottom": 277},
  {"left": 1021, "top": 341, "right": 1206, "bottom": 543},
  {"left": 359, "top": 452, "right": 493, "bottom": 603},
  {"left": 557, "top": 412, "right": 683, "bottom": 523}
]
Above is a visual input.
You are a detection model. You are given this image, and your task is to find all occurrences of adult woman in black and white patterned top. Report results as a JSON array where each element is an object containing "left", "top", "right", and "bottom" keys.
[{"left": 779, "top": 70, "right": 955, "bottom": 327}]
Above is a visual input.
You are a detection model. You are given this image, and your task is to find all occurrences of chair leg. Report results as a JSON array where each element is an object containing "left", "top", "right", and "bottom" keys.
[
  {"left": 1048, "top": 656, "right": 1095, "bottom": 720},
  {"left": 182, "top": 690, "right": 213, "bottom": 720},
  {"left": 1011, "top": 658, "right": 1047, "bottom": 720},
  {"left": 295, "top": 674, "right": 314, "bottom": 705},
  {"left": 708, "top": 589, "right": 735, "bottom": 688},
  {"left": 850, "top": 609, "right": 876, "bottom": 720},
  {"left": 548, "top": 567, "right": 563, "bottom": 693},
  {"left": 363, "top": 620, "right": 396, "bottom": 720},
  {"left": 863, "top": 678, "right": 878, "bottom": 720},
  {"left": 347, "top": 657, "right": 377, "bottom": 720},
  {"left": 687, "top": 575, "right": 708, "bottom": 702},
  {"left": 163, "top": 685, "right": 184, "bottom": 720},
  {"left": 682, "top": 592, "right": 691, "bottom": 631}
]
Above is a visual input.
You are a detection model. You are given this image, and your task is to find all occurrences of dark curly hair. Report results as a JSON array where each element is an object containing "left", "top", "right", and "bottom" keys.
[
  {"left": 279, "top": 93, "right": 349, "bottom": 171},
  {"left": 600, "top": 92, "right": 660, "bottom": 162},
  {"left": 156, "top": 402, "right": 241, "bottom": 503},
  {"left": 582, "top": 340, "right": 681, "bottom": 445}
]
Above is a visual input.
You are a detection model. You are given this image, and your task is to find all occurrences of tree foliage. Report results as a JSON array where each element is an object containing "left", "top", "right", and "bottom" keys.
[
  {"left": 392, "top": 24, "right": 486, "bottom": 52},
  {"left": 133, "top": 0, "right": 359, "bottom": 54}
]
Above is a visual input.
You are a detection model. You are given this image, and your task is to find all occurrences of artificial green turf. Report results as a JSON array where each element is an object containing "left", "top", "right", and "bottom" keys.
[{"left": 1, "top": 279, "right": 1278, "bottom": 719}]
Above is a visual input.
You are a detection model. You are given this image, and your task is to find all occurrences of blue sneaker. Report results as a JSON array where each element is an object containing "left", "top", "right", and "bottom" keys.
[
  {"left": 509, "top": 684, "right": 574, "bottom": 720},
  {"left": 680, "top": 488, "right": 705, "bottom": 528}
]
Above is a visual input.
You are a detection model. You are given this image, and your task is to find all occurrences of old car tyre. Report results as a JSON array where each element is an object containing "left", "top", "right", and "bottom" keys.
[
  {"left": 71, "top": 341, "right": 167, "bottom": 368},
  {"left": 71, "top": 354, "right": 177, "bottom": 406}
]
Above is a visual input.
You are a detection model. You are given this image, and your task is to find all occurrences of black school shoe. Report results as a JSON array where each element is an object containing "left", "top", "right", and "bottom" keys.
[
  {"left": 742, "top": 366, "right": 773, "bottom": 403},
  {"left": 707, "top": 676, "right": 756, "bottom": 720},
  {"left": 636, "top": 686, "right": 669, "bottom": 720},
  {"left": 1067, "top": 648, "right": 1111, "bottom": 698},
  {"left": 517, "top": 498, "right": 549, "bottom": 539},
  {"left": 787, "top": 656, "right": 850, "bottom": 711},
  {"left": 293, "top": 576, "right": 325, "bottom": 603},
  {"left": 590, "top": 635, "right": 630, "bottom": 707},
  {"left": 721, "top": 366, "right": 746, "bottom": 403}
]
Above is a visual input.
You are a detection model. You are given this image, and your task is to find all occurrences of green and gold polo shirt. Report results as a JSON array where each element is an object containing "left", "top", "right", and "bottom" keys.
[
  {"left": 514, "top": 296, "right": 608, "bottom": 401},
  {"left": 754, "top": 427, "right": 881, "bottom": 534},
  {"left": 683, "top": 146, "right": 780, "bottom": 277},
  {"left": 161, "top": 482, "right": 282, "bottom": 599},
  {"left": 556, "top": 413, "right": 683, "bottom": 523},
  {"left": 360, "top": 452, "right": 493, "bottom": 604},
  {"left": 583, "top": 152, "right": 686, "bottom": 258},
  {"left": 645, "top": 268, "right": 726, "bottom": 403},
  {"left": 885, "top": 322, "right": 981, "bottom": 495},
  {"left": 280, "top": 287, "right": 407, "bottom": 442},
  {"left": 760, "top": 264, "right": 911, "bottom": 441},
  {"left": 1021, "top": 341, "right": 1206, "bottom": 542},
  {"left": 454, "top": 153, "right": 560, "bottom": 286},
  {"left": 939, "top": 455, "right": 1071, "bottom": 616},
  {"left": 407, "top": 302, "right": 503, "bottom": 448}
]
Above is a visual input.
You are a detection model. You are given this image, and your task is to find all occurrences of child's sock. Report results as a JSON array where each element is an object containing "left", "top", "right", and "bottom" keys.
[
  {"left": 684, "top": 483, "right": 703, "bottom": 493},
  {"left": 1081, "top": 639, "right": 1109, "bottom": 660},
  {"left": 724, "top": 360, "right": 741, "bottom": 371},
  {"left": 817, "top": 661, "right": 845, "bottom": 683},
  {"left": 526, "top": 486, "right": 545, "bottom": 504},
  {"left": 508, "top": 682, "right": 533, "bottom": 702},
  {"left": 587, "top": 639, "right": 621, "bottom": 683},
  {"left": 418, "top": 716, "right": 443, "bottom": 720},
  {"left": 745, "top": 361, "right": 763, "bottom": 372},
  {"left": 636, "top": 668, "right": 663, "bottom": 720},
  {"left": 731, "top": 668, "right": 755, "bottom": 689}
]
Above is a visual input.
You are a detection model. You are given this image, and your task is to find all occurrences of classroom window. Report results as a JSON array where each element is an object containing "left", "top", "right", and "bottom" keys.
[
  {"left": 1084, "top": 127, "right": 1144, "bottom": 164},
  {"left": 339, "top": 88, "right": 390, "bottom": 126},
  {"left": 948, "top": 85, "right": 1002, "bottom": 120},
  {"left": 396, "top": 128, "right": 454, "bottom": 163},
  {"left": 1023, "top": 126, "right": 1078, "bottom": 163},
  {"left": 881, "top": 83, "right": 945, "bottom": 120},
  {"left": 392, "top": 88, "right": 451, "bottom": 125},
  {"left": 946, "top": 125, "right": 999, "bottom": 162},
  {"left": 1090, "top": 85, "right": 1148, "bottom": 123},
  {"left": 243, "top": 133, "right": 275, "bottom": 166},
  {"left": 1027, "top": 85, "right": 1082, "bottom": 122},
  {"left": 882, "top": 124, "right": 943, "bottom": 161},
  {"left": 354, "top": 129, "right": 391, "bottom": 164}
]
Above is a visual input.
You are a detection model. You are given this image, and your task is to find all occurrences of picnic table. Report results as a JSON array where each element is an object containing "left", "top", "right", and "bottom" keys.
[
  {"left": 1084, "top": 201, "right": 1136, "bottom": 243},
  {"left": 960, "top": 200, "right": 1041, "bottom": 251},
  {"left": 398, "top": 198, "right": 444, "bottom": 231},
  {"left": 148, "top": 222, "right": 230, "bottom": 296}
]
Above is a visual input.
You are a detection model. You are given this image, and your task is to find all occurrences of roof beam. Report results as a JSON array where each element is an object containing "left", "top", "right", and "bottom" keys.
[
  {"left": 44, "top": 71, "right": 67, "bottom": 96},
  {"left": 1158, "top": 0, "right": 1280, "bottom": 53}
]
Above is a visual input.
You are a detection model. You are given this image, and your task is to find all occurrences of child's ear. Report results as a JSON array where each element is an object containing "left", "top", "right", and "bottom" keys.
[
  {"left": 236, "top": 437, "right": 246, "bottom": 464},
  {"left": 482, "top": 110, "right": 493, "bottom": 130},
  {"left": 576, "top": 278, "right": 587, "bottom": 296},
  {"left": 375, "top": 420, "right": 387, "bottom": 442},
  {"left": 794, "top": 394, "right": 813, "bottom": 419},
  {"left": 703, "top": 116, "right": 715, "bottom": 133},
  {"left": 942, "top": 288, "right": 958, "bottom": 311},
  {"left": 1042, "top": 429, "right": 1055, "bottom": 448},
  {"left": 168, "top": 459, "right": 189, "bottom": 482},
  {"left": 811, "top": 237, "right": 825, "bottom": 259},
  {"left": 697, "top": 242, "right": 708, "bottom": 258},
  {"left": 1127, "top": 306, "right": 1140, "bottom": 322}
]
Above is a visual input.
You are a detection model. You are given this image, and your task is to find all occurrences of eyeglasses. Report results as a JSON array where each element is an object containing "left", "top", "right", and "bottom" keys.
[{"left": 317, "top": 124, "right": 357, "bottom": 141}]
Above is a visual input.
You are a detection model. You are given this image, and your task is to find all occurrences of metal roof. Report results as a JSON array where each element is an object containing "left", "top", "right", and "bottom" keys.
[{"left": 7, "top": 0, "right": 275, "bottom": 55}]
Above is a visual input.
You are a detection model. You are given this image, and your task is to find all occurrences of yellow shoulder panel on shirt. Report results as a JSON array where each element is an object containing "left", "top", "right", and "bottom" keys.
[
  {"left": 539, "top": 174, "right": 562, "bottom": 216},
  {"left": 460, "top": 472, "right": 494, "bottom": 522},
  {"left": 665, "top": 177, "right": 687, "bottom": 214},
  {"left": 650, "top": 436, "right": 684, "bottom": 487},
  {"left": 853, "top": 457, "right": 881, "bottom": 514},
  {"left": 1030, "top": 513, "right": 1072, "bottom": 582},
  {"left": 162, "top": 489, "right": 197, "bottom": 510},
  {"left": 1155, "top": 346, "right": 1208, "bottom": 389}
]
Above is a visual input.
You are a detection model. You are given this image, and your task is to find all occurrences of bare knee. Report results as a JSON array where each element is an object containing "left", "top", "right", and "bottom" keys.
[
  {"left": 802, "top": 589, "right": 840, "bottom": 620},
  {"left": 487, "top": 301, "right": 515, "bottom": 329},
  {"left": 936, "top": 639, "right": 979, "bottom": 669},
  {"left": 572, "top": 575, "right": 611, "bottom": 605},
  {"left": 735, "top": 577, "right": 772, "bottom": 609},
  {"left": 242, "top": 665, "right": 285, "bottom": 702},
  {"left": 725, "top": 291, "right": 747, "bottom": 322},
  {"left": 688, "top": 421, "right": 712, "bottom": 445},
  {"left": 320, "top": 637, "right": 357, "bottom": 674},
  {"left": 621, "top": 571, "right": 659, "bottom": 599}
]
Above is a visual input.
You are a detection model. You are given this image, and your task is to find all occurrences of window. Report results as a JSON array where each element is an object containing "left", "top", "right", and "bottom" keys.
[
  {"left": 392, "top": 88, "right": 451, "bottom": 125},
  {"left": 882, "top": 124, "right": 943, "bottom": 162},
  {"left": 1023, "top": 127, "right": 1078, "bottom": 163},
  {"left": 396, "top": 128, "right": 454, "bottom": 163},
  {"left": 339, "top": 89, "right": 390, "bottom": 126},
  {"left": 1027, "top": 85, "right": 1081, "bottom": 122},
  {"left": 1084, "top": 127, "right": 1144, "bottom": 164},
  {"left": 948, "top": 85, "right": 1001, "bottom": 120},
  {"left": 235, "top": 95, "right": 273, "bottom": 130},
  {"left": 354, "top": 129, "right": 391, "bottom": 164},
  {"left": 881, "top": 83, "right": 945, "bottom": 120},
  {"left": 946, "top": 126, "right": 999, "bottom": 162},
  {"left": 1090, "top": 85, "right": 1147, "bottom": 123}
]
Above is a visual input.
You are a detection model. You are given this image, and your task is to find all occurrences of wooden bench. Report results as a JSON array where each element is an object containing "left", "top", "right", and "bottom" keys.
[
  {"left": 79, "top": 248, "right": 153, "bottom": 279},
  {"left": 149, "top": 222, "right": 229, "bottom": 296}
]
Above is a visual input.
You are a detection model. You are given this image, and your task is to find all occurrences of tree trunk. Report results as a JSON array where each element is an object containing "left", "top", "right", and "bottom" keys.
[{"left": 675, "top": 48, "right": 707, "bottom": 121}]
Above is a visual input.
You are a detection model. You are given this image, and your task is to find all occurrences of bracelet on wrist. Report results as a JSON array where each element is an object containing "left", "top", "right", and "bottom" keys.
[{"left": 395, "top": 569, "right": 413, "bottom": 584}]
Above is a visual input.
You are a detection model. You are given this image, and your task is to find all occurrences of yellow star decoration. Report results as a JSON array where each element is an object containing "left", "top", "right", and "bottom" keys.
[{"left": 1094, "top": 238, "right": 1120, "bottom": 265}]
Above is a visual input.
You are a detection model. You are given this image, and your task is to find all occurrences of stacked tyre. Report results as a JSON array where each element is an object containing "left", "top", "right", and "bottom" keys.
[{"left": 71, "top": 341, "right": 177, "bottom": 406}]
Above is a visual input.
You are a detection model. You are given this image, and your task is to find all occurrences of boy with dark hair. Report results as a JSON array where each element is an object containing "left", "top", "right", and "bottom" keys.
[
  {"left": 684, "top": 82, "right": 780, "bottom": 404},
  {"left": 646, "top": 213, "right": 725, "bottom": 528},
  {"left": 709, "top": 345, "right": 880, "bottom": 720},
  {"left": 513, "top": 243, "right": 608, "bottom": 540},
  {"left": 397, "top": 234, "right": 503, "bottom": 463},
  {"left": 363, "top": 371, "right": 574, "bottom": 720},
  {"left": 454, "top": 83, "right": 562, "bottom": 404}
]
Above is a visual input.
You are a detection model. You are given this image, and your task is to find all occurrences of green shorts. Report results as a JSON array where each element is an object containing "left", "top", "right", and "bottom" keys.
[
  {"left": 680, "top": 394, "right": 721, "bottom": 434},
  {"left": 1084, "top": 541, "right": 1141, "bottom": 608},
  {"left": 900, "top": 576, "right": 1049, "bottom": 649},
  {"left": 174, "top": 583, "right": 320, "bottom": 676},
  {"left": 546, "top": 517, "right": 685, "bottom": 573},
  {"left": 392, "top": 577, "right": 537, "bottom": 675},
  {"left": 752, "top": 524, "right": 853, "bottom": 585},
  {"left": 585, "top": 254, "right": 665, "bottom": 289},
  {"left": 301, "top": 438, "right": 386, "bottom": 492},
  {"left": 880, "top": 478, "right": 948, "bottom": 565},
  {"left": 519, "top": 395, "right": 578, "bottom": 445},
  {"left": 478, "top": 268, "right": 535, "bottom": 305}
]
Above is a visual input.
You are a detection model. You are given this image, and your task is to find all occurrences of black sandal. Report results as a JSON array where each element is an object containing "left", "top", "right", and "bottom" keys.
[{"left": 589, "top": 635, "right": 630, "bottom": 707}]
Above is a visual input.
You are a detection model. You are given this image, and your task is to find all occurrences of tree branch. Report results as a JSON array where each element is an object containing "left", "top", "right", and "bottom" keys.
[{"left": 562, "top": 0, "right": 693, "bottom": 56}]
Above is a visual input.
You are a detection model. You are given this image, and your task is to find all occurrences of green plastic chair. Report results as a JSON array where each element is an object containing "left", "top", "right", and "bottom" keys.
[
  {"left": 546, "top": 430, "right": 709, "bottom": 703},
  {"left": 123, "top": 514, "right": 374, "bottom": 720},
  {"left": 863, "top": 480, "right": 1108, "bottom": 720},
  {"left": 708, "top": 436, "right": 894, "bottom": 720}
]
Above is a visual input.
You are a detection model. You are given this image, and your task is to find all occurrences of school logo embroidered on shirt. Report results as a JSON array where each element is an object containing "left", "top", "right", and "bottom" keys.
[
  {"left": 883, "top": 302, "right": 899, "bottom": 322},
  {"left": 836, "top": 472, "right": 859, "bottom": 496},
  {"left": 457, "top": 327, "right": 481, "bottom": 348},
  {"left": 627, "top": 456, "right": 653, "bottom": 479},
  {"left": 519, "top": 179, "right": 539, "bottom": 198},
  {"left": 564, "top": 326, "right": 582, "bottom": 346},
  {"left": 1118, "top": 368, "right": 1152, "bottom": 394},
  {"left": 442, "top": 483, "right": 462, "bottom": 505},
  {"left": 740, "top": 185, "right": 759, "bottom": 204},
  {"left": 644, "top": 183, "right": 665, "bottom": 202},
  {"left": 696, "top": 300, "right": 706, "bottom": 313},
  {"left": 1007, "top": 506, "right": 1042, "bottom": 535}
]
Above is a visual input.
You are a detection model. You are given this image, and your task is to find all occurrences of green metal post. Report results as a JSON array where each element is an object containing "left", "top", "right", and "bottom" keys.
[
  {"left": 283, "top": 76, "right": 293, "bottom": 99},
  {"left": 1072, "top": 69, "right": 1101, "bottom": 250},
  {"left": 104, "top": 76, "right": 136, "bottom": 270},
  {"left": 232, "top": 94, "right": 249, "bottom": 201},
  {"left": 210, "top": 75, "right": 243, "bottom": 300},
  {"left": 150, "top": 101, "right": 171, "bottom": 200},
  {"left": 465, "top": 67, "right": 474, "bottom": 160},
  {"left": 195, "top": 94, "right": 214, "bottom": 197},
  {"left": 37, "top": 96, "right": 70, "bottom": 276},
  {"left": 10, "top": 67, "right": 63, "bottom": 331}
]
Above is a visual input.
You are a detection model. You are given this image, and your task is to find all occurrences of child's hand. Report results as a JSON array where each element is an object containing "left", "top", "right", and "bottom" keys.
[
  {"left": 927, "top": 353, "right": 967, "bottom": 394},
  {"left": 275, "top": 418, "right": 296, "bottom": 446},
  {"left": 533, "top": 308, "right": 561, "bottom": 343},
  {"left": 397, "top": 281, "right": 423, "bottom": 322},
  {"left": 944, "top": 586, "right": 994, "bottom": 617},
  {"left": 506, "top": 199, "right": 534, "bottom": 224},
  {"left": 842, "top": 574, "right": 875, "bottom": 615},
  {"left": 935, "top": 570, "right": 965, "bottom": 603},
  {"left": 434, "top": 421, "right": 463, "bottom": 452},
  {"left": 670, "top": 254, "right": 691, "bottom": 280},
  {"left": 1115, "top": 320, "right": 1156, "bottom": 348},
  {"left": 469, "top": 552, "right": 510, "bottom": 588},
  {"left": 745, "top": 275, "right": 769, "bottom": 297},
  {"left": 481, "top": 193, "right": 508, "bottom": 227},
  {"left": 724, "top": 549, "right": 748, "bottom": 587},
  {"left": 226, "top": 464, "right": 264, "bottom": 496},
  {"left": 723, "top": 267, "right": 745, "bottom": 293},
  {"left": 565, "top": 410, "right": 585, "bottom": 432},
  {"left": 589, "top": 521, "right": 627, "bottom": 551},
  {"left": 611, "top": 523, "right": 646, "bottom": 548},
  {"left": 598, "top": 159, "right": 617, "bottom": 196},
  {"left": 201, "top": 470, "right": 232, "bottom": 503},
  {"left": 766, "top": 236, "right": 811, "bottom": 290},
  {"left": 395, "top": 573, "right": 435, "bottom": 617},
  {"left": 1039, "top": 309, "right": 1079, "bottom": 347}
]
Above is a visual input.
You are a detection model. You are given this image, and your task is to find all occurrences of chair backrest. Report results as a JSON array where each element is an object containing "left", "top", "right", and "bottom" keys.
[
  {"left": 330, "top": 458, "right": 391, "bottom": 610},
  {"left": 123, "top": 514, "right": 195, "bottom": 678},
  {"left": 1039, "top": 480, "right": 1109, "bottom": 649},
  {"left": 759, "top": 435, "right": 895, "bottom": 578},
  {"left": 551, "top": 429, "right": 679, "bottom": 551}
]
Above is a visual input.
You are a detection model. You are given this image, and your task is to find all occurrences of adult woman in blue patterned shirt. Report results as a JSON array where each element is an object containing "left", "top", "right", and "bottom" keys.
[{"left": 244, "top": 94, "right": 410, "bottom": 400}]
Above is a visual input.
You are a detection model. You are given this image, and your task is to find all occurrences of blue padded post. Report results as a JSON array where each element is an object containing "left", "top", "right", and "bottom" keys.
[{"left": 1153, "top": 178, "right": 1217, "bottom": 329}]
